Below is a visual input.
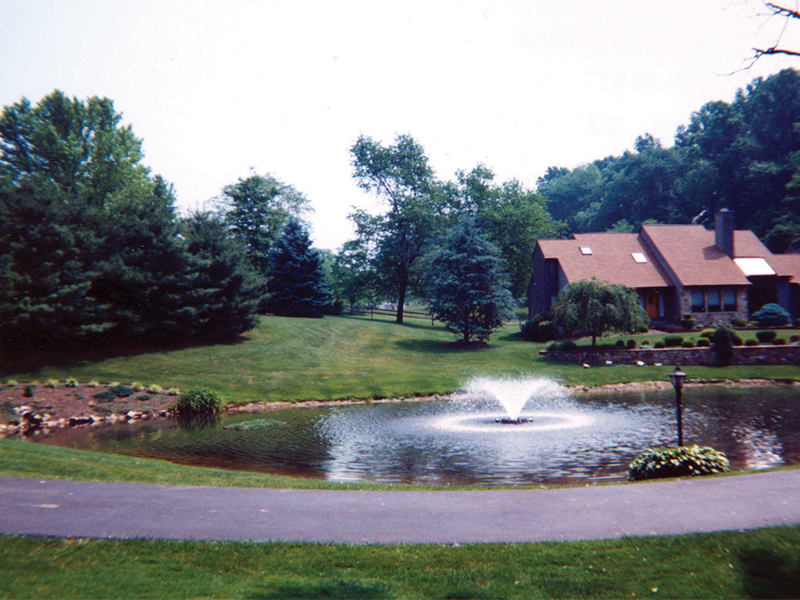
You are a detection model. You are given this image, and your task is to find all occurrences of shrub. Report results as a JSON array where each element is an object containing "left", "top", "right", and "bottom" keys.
[
  {"left": 44, "top": 379, "right": 59, "bottom": 388},
  {"left": 712, "top": 326, "right": 735, "bottom": 366},
  {"left": 537, "top": 320, "right": 558, "bottom": 342},
  {"left": 752, "top": 303, "right": 790, "bottom": 327},
  {"left": 756, "top": 330, "right": 778, "bottom": 344},
  {"left": 174, "top": 390, "right": 221, "bottom": 415},
  {"left": 92, "top": 390, "right": 116, "bottom": 402},
  {"left": 696, "top": 338, "right": 711, "bottom": 347},
  {"left": 731, "top": 332, "right": 744, "bottom": 346},
  {"left": 681, "top": 340, "right": 696, "bottom": 348},
  {"left": 23, "top": 385, "right": 34, "bottom": 398},
  {"left": 775, "top": 338, "right": 787, "bottom": 345},
  {"left": 654, "top": 341, "right": 666, "bottom": 349},
  {"left": 627, "top": 446, "right": 730, "bottom": 481},
  {"left": 522, "top": 312, "right": 555, "bottom": 342},
  {"left": 65, "top": 377, "right": 79, "bottom": 387},
  {"left": 616, "top": 339, "right": 625, "bottom": 348},
  {"left": 791, "top": 334, "right": 800, "bottom": 343},
  {"left": 745, "top": 338, "right": 760, "bottom": 346},
  {"left": 627, "top": 339, "right": 637, "bottom": 349},
  {"left": 548, "top": 340, "right": 577, "bottom": 351},
  {"left": 699, "top": 329, "right": 715, "bottom": 339},
  {"left": 680, "top": 313, "right": 697, "bottom": 330},
  {"left": 107, "top": 384, "right": 135, "bottom": 398},
  {"left": 731, "top": 316, "right": 749, "bottom": 328},
  {"left": 663, "top": 334, "right": 684, "bottom": 347}
]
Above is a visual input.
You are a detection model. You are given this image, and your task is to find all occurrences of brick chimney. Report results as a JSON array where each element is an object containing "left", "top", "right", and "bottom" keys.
[{"left": 715, "top": 208, "right": 735, "bottom": 258}]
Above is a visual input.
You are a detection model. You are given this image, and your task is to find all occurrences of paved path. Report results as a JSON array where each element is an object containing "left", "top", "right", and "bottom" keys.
[{"left": 1, "top": 471, "right": 799, "bottom": 544}]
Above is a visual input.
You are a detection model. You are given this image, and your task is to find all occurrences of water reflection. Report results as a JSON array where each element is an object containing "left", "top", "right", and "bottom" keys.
[{"left": 33, "top": 386, "right": 800, "bottom": 486}]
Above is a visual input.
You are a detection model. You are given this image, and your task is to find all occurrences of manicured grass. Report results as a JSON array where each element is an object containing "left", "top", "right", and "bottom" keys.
[
  {"left": 2, "top": 526, "right": 799, "bottom": 598},
  {"left": 3, "top": 315, "right": 799, "bottom": 406}
]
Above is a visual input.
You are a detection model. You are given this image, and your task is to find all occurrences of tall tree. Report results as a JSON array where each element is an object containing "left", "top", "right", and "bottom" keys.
[
  {"left": 350, "top": 134, "right": 442, "bottom": 323},
  {"left": 553, "top": 278, "right": 649, "bottom": 347},
  {"left": 218, "top": 172, "right": 312, "bottom": 275},
  {"left": 330, "top": 239, "right": 381, "bottom": 311},
  {"left": 426, "top": 218, "right": 514, "bottom": 345},
  {"left": 0, "top": 90, "right": 149, "bottom": 208},
  {"left": 267, "top": 218, "right": 333, "bottom": 318}
]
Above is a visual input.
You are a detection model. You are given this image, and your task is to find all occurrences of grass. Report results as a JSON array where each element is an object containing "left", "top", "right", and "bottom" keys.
[
  {"left": 3, "top": 315, "right": 800, "bottom": 598},
  {"left": 3, "top": 315, "right": 799, "bottom": 406},
  {"left": 1, "top": 526, "right": 799, "bottom": 598}
]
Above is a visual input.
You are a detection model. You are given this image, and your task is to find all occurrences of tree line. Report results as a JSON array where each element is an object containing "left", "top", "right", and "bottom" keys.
[{"left": 5, "top": 67, "right": 800, "bottom": 352}]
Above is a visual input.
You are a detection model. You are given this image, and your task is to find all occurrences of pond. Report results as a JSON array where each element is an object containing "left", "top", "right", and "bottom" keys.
[{"left": 31, "top": 382, "right": 800, "bottom": 486}]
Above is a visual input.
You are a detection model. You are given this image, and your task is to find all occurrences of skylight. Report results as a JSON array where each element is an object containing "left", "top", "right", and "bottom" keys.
[
  {"left": 632, "top": 252, "right": 647, "bottom": 263},
  {"left": 734, "top": 258, "right": 776, "bottom": 276},
  {"left": 579, "top": 246, "right": 593, "bottom": 255}
]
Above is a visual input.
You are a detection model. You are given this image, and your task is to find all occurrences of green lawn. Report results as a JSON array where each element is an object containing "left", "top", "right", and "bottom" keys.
[
  {"left": 2, "top": 526, "right": 799, "bottom": 599},
  {"left": 3, "top": 315, "right": 799, "bottom": 599},
  {"left": 3, "top": 315, "right": 799, "bottom": 405}
]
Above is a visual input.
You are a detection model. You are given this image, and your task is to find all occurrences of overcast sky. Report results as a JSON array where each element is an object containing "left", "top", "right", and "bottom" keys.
[{"left": 2, "top": 1, "right": 798, "bottom": 250}]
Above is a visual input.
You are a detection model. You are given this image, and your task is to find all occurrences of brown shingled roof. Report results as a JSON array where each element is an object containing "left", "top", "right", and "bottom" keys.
[
  {"left": 538, "top": 233, "right": 672, "bottom": 288},
  {"left": 641, "top": 224, "right": 750, "bottom": 287}
]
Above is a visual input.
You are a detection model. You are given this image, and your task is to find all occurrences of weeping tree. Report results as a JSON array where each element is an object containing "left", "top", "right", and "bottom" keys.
[
  {"left": 553, "top": 278, "right": 649, "bottom": 347},
  {"left": 426, "top": 217, "right": 515, "bottom": 345}
]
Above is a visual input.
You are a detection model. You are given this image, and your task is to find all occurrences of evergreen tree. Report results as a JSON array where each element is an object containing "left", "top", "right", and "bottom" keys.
[
  {"left": 267, "top": 218, "right": 333, "bottom": 317},
  {"left": 426, "top": 218, "right": 514, "bottom": 344}
]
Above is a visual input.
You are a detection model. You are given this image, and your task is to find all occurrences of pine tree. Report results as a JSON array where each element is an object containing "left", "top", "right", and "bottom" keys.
[
  {"left": 267, "top": 218, "right": 333, "bottom": 317},
  {"left": 426, "top": 217, "right": 515, "bottom": 344}
]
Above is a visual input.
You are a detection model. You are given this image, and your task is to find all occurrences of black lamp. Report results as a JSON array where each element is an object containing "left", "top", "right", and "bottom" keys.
[{"left": 669, "top": 367, "right": 686, "bottom": 447}]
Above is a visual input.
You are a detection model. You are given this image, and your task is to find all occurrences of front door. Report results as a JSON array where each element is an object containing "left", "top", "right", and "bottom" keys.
[{"left": 644, "top": 290, "right": 660, "bottom": 319}]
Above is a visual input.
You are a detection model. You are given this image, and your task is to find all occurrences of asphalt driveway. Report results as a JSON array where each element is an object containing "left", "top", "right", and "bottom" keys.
[{"left": 1, "top": 470, "right": 799, "bottom": 544}]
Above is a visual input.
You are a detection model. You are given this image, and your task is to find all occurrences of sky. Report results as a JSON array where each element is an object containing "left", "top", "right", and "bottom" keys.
[{"left": 2, "top": 0, "right": 799, "bottom": 251}]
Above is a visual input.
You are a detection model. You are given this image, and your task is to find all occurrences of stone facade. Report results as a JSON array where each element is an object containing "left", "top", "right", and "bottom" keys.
[{"left": 542, "top": 344, "right": 800, "bottom": 366}]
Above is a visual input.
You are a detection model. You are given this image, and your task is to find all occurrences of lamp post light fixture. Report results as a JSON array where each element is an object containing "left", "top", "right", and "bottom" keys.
[{"left": 669, "top": 367, "right": 687, "bottom": 447}]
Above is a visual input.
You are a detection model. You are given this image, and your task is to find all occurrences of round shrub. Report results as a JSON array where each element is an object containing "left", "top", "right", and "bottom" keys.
[
  {"left": 699, "top": 329, "right": 715, "bottom": 339},
  {"left": 752, "top": 303, "right": 790, "bottom": 327},
  {"left": 756, "top": 330, "right": 778, "bottom": 344},
  {"left": 654, "top": 341, "right": 666, "bottom": 349},
  {"left": 627, "top": 445, "right": 730, "bottom": 481},
  {"left": 627, "top": 339, "right": 637, "bottom": 349},
  {"left": 616, "top": 339, "right": 625, "bottom": 348},
  {"left": 696, "top": 338, "right": 711, "bottom": 347},
  {"left": 175, "top": 390, "right": 222, "bottom": 415},
  {"left": 537, "top": 320, "right": 558, "bottom": 342},
  {"left": 732, "top": 331, "right": 744, "bottom": 346},
  {"left": 745, "top": 338, "right": 760, "bottom": 346},
  {"left": 791, "top": 334, "right": 800, "bottom": 343},
  {"left": 681, "top": 340, "right": 696, "bottom": 348},
  {"left": 680, "top": 313, "right": 697, "bottom": 330},
  {"left": 663, "top": 334, "right": 684, "bottom": 347},
  {"left": 731, "top": 316, "right": 749, "bottom": 328},
  {"left": 775, "top": 338, "right": 787, "bottom": 345},
  {"left": 522, "top": 320, "right": 537, "bottom": 341}
]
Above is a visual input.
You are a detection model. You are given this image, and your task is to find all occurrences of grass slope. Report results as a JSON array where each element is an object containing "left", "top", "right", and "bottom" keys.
[{"left": 3, "top": 314, "right": 799, "bottom": 405}]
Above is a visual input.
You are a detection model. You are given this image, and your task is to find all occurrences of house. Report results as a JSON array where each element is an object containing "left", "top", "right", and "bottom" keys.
[{"left": 528, "top": 209, "right": 800, "bottom": 326}]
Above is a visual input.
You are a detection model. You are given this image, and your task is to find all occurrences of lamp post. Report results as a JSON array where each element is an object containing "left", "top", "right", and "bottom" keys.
[{"left": 669, "top": 367, "right": 686, "bottom": 447}]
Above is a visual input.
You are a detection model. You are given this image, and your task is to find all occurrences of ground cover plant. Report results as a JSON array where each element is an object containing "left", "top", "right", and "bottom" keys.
[{"left": 1, "top": 526, "right": 799, "bottom": 599}]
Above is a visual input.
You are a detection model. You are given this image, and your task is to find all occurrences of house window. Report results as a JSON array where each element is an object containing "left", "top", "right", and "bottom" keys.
[
  {"left": 707, "top": 289, "right": 721, "bottom": 312},
  {"left": 723, "top": 289, "right": 737, "bottom": 312},
  {"left": 691, "top": 290, "right": 705, "bottom": 313}
]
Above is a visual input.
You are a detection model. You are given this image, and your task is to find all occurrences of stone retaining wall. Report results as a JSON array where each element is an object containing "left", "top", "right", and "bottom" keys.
[{"left": 541, "top": 345, "right": 800, "bottom": 366}]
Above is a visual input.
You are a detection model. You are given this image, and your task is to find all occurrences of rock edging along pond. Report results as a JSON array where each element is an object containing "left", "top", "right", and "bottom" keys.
[{"left": 542, "top": 344, "right": 800, "bottom": 366}]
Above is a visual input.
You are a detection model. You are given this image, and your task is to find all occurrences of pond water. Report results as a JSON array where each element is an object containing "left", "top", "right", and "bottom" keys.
[{"left": 32, "top": 384, "right": 800, "bottom": 486}]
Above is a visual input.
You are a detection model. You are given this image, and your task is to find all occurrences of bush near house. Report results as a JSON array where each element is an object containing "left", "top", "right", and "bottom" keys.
[{"left": 752, "top": 303, "right": 791, "bottom": 327}]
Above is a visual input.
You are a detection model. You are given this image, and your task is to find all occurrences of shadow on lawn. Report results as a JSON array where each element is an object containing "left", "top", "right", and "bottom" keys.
[
  {"left": 0, "top": 332, "right": 248, "bottom": 374},
  {"left": 739, "top": 546, "right": 800, "bottom": 599}
]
